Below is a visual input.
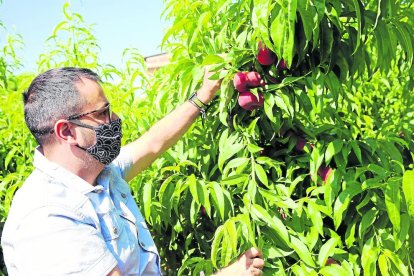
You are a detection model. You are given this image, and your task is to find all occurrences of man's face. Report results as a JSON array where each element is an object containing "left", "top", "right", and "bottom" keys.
[{"left": 70, "top": 78, "right": 118, "bottom": 150}]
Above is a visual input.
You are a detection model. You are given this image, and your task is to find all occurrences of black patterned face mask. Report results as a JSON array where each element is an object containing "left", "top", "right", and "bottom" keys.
[{"left": 70, "top": 118, "right": 122, "bottom": 165}]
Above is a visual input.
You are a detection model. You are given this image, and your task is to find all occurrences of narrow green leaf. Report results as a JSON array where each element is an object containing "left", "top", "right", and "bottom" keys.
[
  {"left": 209, "top": 182, "right": 225, "bottom": 221},
  {"left": 4, "top": 147, "right": 18, "bottom": 170},
  {"left": 143, "top": 182, "right": 152, "bottom": 222},
  {"left": 361, "top": 239, "right": 379, "bottom": 276},
  {"left": 325, "top": 139, "right": 343, "bottom": 164},
  {"left": 211, "top": 225, "right": 224, "bottom": 268},
  {"left": 383, "top": 249, "right": 409, "bottom": 276},
  {"left": 264, "top": 92, "right": 276, "bottom": 123},
  {"left": 255, "top": 163, "right": 268, "bottom": 187},
  {"left": 351, "top": 0, "right": 363, "bottom": 53},
  {"left": 384, "top": 179, "right": 401, "bottom": 232},
  {"left": 378, "top": 254, "right": 389, "bottom": 276},
  {"left": 225, "top": 219, "right": 238, "bottom": 262},
  {"left": 350, "top": 141, "right": 362, "bottom": 164},
  {"left": 290, "top": 236, "right": 316, "bottom": 267},
  {"left": 308, "top": 201, "right": 323, "bottom": 236},
  {"left": 247, "top": 143, "right": 263, "bottom": 154},
  {"left": 251, "top": 204, "right": 289, "bottom": 244},
  {"left": 318, "top": 237, "right": 340, "bottom": 266},
  {"left": 359, "top": 209, "right": 378, "bottom": 238},
  {"left": 403, "top": 170, "right": 414, "bottom": 218},
  {"left": 221, "top": 174, "right": 249, "bottom": 186},
  {"left": 223, "top": 157, "right": 249, "bottom": 178},
  {"left": 333, "top": 182, "right": 362, "bottom": 229}
]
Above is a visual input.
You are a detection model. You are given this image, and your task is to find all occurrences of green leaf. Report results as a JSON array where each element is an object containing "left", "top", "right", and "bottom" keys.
[
  {"left": 325, "top": 139, "right": 343, "bottom": 164},
  {"left": 284, "top": 0, "right": 298, "bottom": 66},
  {"left": 383, "top": 249, "right": 409, "bottom": 276},
  {"left": 396, "top": 214, "right": 410, "bottom": 251},
  {"left": 384, "top": 178, "right": 401, "bottom": 232},
  {"left": 251, "top": 204, "right": 289, "bottom": 244},
  {"left": 253, "top": 0, "right": 272, "bottom": 50},
  {"left": 378, "top": 254, "right": 389, "bottom": 276},
  {"left": 143, "top": 182, "right": 152, "bottom": 222},
  {"left": 52, "top": 21, "right": 67, "bottom": 37},
  {"left": 218, "top": 132, "right": 244, "bottom": 172},
  {"left": 361, "top": 239, "right": 379, "bottom": 276},
  {"left": 223, "top": 157, "right": 249, "bottom": 177},
  {"left": 333, "top": 182, "right": 362, "bottom": 229},
  {"left": 247, "top": 143, "right": 263, "bottom": 154},
  {"left": 4, "top": 147, "right": 18, "bottom": 170},
  {"left": 290, "top": 235, "right": 316, "bottom": 267},
  {"left": 263, "top": 246, "right": 294, "bottom": 259},
  {"left": 270, "top": 5, "right": 284, "bottom": 58},
  {"left": 350, "top": 141, "right": 363, "bottom": 164},
  {"left": 211, "top": 225, "right": 224, "bottom": 268},
  {"left": 351, "top": 0, "right": 363, "bottom": 54},
  {"left": 202, "top": 54, "right": 224, "bottom": 66},
  {"left": 403, "top": 170, "right": 414, "bottom": 218},
  {"left": 224, "top": 219, "right": 238, "bottom": 264},
  {"left": 297, "top": 0, "right": 315, "bottom": 42},
  {"left": 318, "top": 237, "right": 340, "bottom": 266},
  {"left": 359, "top": 209, "right": 378, "bottom": 238},
  {"left": 190, "top": 199, "right": 200, "bottom": 225},
  {"left": 254, "top": 163, "right": 268, "bottom": 187},
  {"left": 307, "top": 201, "right": 323, "bottom": 236},
  {"left": 209, "top": 182, "right": 225, "bottom": 221},
  {"left": 264, "top": 92, "right": 276, "bottom": 123},
  {"left": 221, "top": 174, "right": 249, "bottom": 186},
  {"left": 392, "top": 21, "right": 413, "bottom": 65}
]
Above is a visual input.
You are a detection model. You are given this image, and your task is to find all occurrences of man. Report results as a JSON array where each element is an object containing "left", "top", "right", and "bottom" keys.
[{"left": 1, "top": 67, "right": 265, "bottom": 275}]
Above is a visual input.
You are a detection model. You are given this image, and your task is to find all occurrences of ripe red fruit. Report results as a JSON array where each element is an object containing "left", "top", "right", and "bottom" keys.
[
  {"left": 257, "top": 42, "right": 276, "bottom": 65},
  {"left": 200, "top": 205, "right": 207, "bottom": 216},
  {"left": 238, "top": 91, "right": 264, "bottom": 110},
  {"left": 318, "top": 165, "right": 333, "bottom": 182},
  {"left": 278, "top": 59, "right": 287, "bottom": 70},
  {"left": 246, "top": 71, "right": 265, "bottom": 87},
  {"left": 325, "top": 258, "right": 338, "bottom": 265},
  {"left": 295, "top": 137, "right": 307, "bottom": 151},
  {"left": 233, "top": 72, "right": 249, "bottom": 92}
]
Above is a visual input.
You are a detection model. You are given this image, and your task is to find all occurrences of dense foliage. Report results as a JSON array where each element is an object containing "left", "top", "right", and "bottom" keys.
[{"left": 1, "top": 1, "right": 414, "bottom": 275}]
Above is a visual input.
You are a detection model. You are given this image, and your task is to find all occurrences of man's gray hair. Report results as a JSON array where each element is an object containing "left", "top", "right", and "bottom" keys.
[{"left": 23, "top": 67, "right": 101, "bottom": 145}]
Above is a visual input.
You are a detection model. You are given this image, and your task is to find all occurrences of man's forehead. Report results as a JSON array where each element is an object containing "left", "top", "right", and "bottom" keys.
[{"left": 75, "top": 77, "right": 108, "bottom": 107}]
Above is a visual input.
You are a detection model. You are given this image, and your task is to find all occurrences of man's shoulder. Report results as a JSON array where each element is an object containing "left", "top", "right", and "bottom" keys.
[{"left": 7, "top": 169, "right": 91, "bottom": 225}]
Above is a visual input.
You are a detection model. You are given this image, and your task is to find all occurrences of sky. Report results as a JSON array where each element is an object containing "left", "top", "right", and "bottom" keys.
[{"left": 0, "top": 0, "right": 169, "bottom": 72}]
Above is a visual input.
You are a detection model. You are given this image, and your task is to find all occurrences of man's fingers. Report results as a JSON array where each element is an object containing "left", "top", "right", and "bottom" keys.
[
  {"left": 248, "top": 267, "right": 263, "bottom": 276},
  {"left": 245, "top": 247, "right": 263, "bottom": 259},
  {"left": 252, "top": 257, "right": 265, "bottom": 269}
]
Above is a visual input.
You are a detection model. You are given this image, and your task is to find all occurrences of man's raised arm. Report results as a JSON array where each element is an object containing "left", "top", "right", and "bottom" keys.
[{"left": 123, "top": 67, "right": 221, "bottom": 182}]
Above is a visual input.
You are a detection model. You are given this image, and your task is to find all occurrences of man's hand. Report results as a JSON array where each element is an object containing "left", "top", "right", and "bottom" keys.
[
  {"left": 196, "top": 65, "right": 222, "bottom": 104},
  {"left": 215, "top": 247, "right": 265, "bottom": 276}
]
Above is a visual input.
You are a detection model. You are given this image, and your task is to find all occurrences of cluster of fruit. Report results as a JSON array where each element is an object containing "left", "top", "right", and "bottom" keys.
[{"left": 233, "top": 42, "right": 287, "bottom": 110}]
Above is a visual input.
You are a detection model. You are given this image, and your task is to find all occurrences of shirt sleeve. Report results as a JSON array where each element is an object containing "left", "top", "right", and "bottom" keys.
[
  {"left": 11, "top": 206, "right": 118, "bottom": 276},
  {"left": 111, "top": 147, "right": 133, "bottom": 180}
]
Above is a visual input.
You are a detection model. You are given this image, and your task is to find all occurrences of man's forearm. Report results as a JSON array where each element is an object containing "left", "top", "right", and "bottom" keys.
[{"left": 123, "top": 95, "right": 206, "bottom": 181}]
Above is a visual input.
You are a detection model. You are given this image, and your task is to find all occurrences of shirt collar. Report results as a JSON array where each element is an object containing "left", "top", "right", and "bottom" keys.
[{"left": 33, "top": 146, "right": 103, "bottom": 195}]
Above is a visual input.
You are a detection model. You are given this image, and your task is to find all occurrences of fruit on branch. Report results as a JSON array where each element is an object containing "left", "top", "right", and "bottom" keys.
[
  {"left": 246, "top": 71, "right": 265, "bottom": 87},
  {"left": 233, "top": 71, "right": 265, "bottom": 92},
  {"left": 325, "top": 258, "right": 338, "bottom": 265},
  {"left": 238, "top": 91, "right": 264, "bottom": 110},
  {"left": 318, "top": 165, "right": 333, "bottom": 182},
  {"left": 278, "top": 59, "right": 287, "bottom": 70},
  {"left": 295, "top": 137, "right": 307, "bottom": 151},
  {"left": 233, "top": 72, "right": 249, "bottom": 92},
  {"left": 257, "top": 41, "right": 276, "bottom": 65}
]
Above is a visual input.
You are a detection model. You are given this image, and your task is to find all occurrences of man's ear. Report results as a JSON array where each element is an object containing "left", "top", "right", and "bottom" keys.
[{"left": 54, "top": 119, "right": 78, "bottom": 145}]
